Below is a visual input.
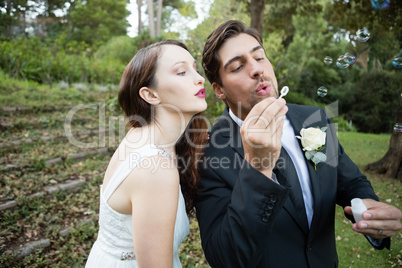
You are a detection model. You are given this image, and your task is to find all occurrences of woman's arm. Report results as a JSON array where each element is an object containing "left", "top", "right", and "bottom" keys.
[{"left": 127, "top": 155, "right": 180, "bottom": 268}]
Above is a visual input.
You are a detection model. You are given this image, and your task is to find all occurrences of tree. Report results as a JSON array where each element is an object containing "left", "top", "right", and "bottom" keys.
[
  {"left": 325, "top": 0, "right": 402, "bottom": 70},
  {"left": 366, "top": 98, "right": 402, "bottom": 181},
  {"left": 67, "top": 0, "right": 129, "bottom": 45},
  {"left": 0, "top": 0, "right": 76, "bottom": 38},
  {"left": 279, "top": 4, "right": 348, "bottom": 99},
  {"left": 186, "top": 0, "right": 250, "bottom": 61},
  {"left": 137, "top": 0, "right": 142, "bottom": 34},
  {"left": 147, "top": 0, "right": 155, "bottom": 37},
  {"left": 145, "top": 0, "right": 196, "bottom": 38},
  {"left": 0, "top": 0, "right": 30, "bottom": 36},
  {"left": 250, "top": 0, "right": 265, "bottom": 34},
  {"left": 156, "top": 0, "right": 162, "bottom": 37}
]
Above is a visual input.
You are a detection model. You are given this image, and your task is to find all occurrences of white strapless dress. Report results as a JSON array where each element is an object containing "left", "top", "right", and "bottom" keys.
[{"left": 86, "top": 144, "right": 190, "bottom": 267}]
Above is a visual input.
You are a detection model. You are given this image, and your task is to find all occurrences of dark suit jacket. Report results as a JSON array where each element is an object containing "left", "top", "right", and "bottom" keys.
[{"left": 195, "top": 104, "right": 390, "bottom": 268}]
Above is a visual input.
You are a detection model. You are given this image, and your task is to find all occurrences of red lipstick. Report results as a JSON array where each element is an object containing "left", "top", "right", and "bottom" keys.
[{"left": 195, "top": 88, "right": 206, "bottom": 98}]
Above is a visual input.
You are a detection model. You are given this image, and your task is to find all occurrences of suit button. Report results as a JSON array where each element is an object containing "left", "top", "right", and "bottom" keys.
[
  {"left": 306, "top": 244, "right": 312, "bottom": 251},
  {"left": 267, "top": 202, "right": 274, "bottom": 209},
  {"left": 270, "top": 195, "right": 277, "bottom": 202},
  {"left": 265, "top": 210, "right": 272, "bottom": 217},
  {"left": 262, "top": 216, "right": 269, "bottom": 222}
]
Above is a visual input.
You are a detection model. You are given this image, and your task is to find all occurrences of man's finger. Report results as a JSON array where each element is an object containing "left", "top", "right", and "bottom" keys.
[
  {"left": 252, "top": 99, "right": 287, "bottom": 129},
  {"left": 245, "top": 97, "right": 276, "bottom": 120}
]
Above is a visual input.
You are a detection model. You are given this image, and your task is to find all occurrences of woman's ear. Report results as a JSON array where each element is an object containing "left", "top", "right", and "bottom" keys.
[
  {"left": 212, "top": 82, "right": 226, "bottom": 100},
  {"left": 139, "top": 87, "right": 160, "bottom": 105}
]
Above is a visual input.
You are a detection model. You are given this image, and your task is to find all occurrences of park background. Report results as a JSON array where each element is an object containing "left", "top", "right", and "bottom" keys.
[{"left": 0, "top": 0, "right": 401, "bottom": 267}]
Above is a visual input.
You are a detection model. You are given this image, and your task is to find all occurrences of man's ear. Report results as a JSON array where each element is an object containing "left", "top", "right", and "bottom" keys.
[
  {"left": 212, "top": 82, "right": 226, "bottom": 100},
  {"left": 139, "top": 87, "right": 160, "bottom": 105}
]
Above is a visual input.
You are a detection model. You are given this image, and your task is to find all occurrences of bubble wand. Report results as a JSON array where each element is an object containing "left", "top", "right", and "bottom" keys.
[{"left": 278, "top": 86, "right": 289, "bottom": 99}]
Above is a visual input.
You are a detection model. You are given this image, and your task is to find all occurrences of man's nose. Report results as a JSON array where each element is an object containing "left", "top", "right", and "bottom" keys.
[{"left": 250, "top": 60, "right": 264, "bottom": 79}]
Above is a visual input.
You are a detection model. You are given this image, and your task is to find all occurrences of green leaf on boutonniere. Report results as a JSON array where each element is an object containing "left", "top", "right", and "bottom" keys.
[
  {"left": 321, "top": 127, "right": 328, "bottom": 132},
  {"left": 305, "top": 150, "right": 315, "bottom": 160},
  {"left": 312, "top": 151, "right": 327, "bottom": 164}
]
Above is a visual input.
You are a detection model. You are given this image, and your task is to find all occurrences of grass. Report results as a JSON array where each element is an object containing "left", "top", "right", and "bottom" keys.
[
  {"left": 0, "top": 74, "right": 401, "bottom": 267},
  {"left": 336, "top": 132, "right": 402, "bottom": 268}
]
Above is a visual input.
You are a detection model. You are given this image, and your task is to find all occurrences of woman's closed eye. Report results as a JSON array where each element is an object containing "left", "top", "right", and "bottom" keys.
[{"left": 177, "top": 70, "right": 186, "bottom": 76}]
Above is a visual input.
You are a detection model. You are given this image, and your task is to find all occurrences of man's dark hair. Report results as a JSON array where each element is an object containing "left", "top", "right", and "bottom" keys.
[{"left": 202, "top": 20, "right": 263, "bottom": 86}]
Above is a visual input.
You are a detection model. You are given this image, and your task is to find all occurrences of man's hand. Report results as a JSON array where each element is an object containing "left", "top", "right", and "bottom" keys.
[
  {"left": 344, "top": 199, "right": 402, "bottom": 239},
  {"left": 240, "top": 97, "right": 288, "bottom": 178}
]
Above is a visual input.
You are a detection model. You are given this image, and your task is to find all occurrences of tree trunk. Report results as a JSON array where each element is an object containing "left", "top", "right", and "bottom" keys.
[
  {"left": 250, "top": 0, "right": 265, "bottom": 35},
  {"left": 147, "top": 0, "right": 155, "bottom": 38},
  {"left": 6, "top": 0, "right": 12, "bottom": 36},
  {"left": 366, "top": 98, "right": 402, "bottom": 181},
  {"left": 156, "top": 0, "right": 162, "bottom": 37},
  {"left": 137, "top": 0, "right": 142, "bottom": 34}
]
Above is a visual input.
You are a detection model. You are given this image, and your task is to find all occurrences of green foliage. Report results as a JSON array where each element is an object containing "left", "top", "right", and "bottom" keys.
[
  {"left": 0, "top": 71, "right": 104, "bottom": 107},
  {"left": 186, "top": 0, "right": 250, "bottom": 64},
  {"left": 0, "top": 35, "right": 125, "bottom": 85},
  {"left": 262, "top": 32, "right": 286, "bottom": 69},
  {"left": 203, "top": 84, "right": 226, "bottom": 121},
  {"left": 282, "top": 11, "right": 349, "bottom": 98},
  {"left": 67, "top": 0, "right": 129, "bottom": 45},
  {"left": 332, "top": 116, "right": 357, "bottom": 132},
  {"left": 166, "top": 0, "right": 197, "bottom": 18},
  {"left": 285, "top": 92, "right": 325, "bottom": 108},
  {"left": 94, "top": 35, "right": 137, "bottom": 64},
  {"left": 339, "top": 70, "right": 401, "bottom": 133}
]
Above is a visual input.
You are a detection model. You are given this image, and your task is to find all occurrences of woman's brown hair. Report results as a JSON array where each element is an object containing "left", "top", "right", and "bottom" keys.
[{"left": 118, "top": 40, "right": 207, "bottom": 215}]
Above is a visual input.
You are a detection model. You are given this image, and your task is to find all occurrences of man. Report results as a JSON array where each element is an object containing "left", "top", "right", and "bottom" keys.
[{"left": 195, "top": 20, "right": 402, "bottom": 267}]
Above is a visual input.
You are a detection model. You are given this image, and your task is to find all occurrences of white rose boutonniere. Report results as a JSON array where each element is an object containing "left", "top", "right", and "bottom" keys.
[{"left": 296, "top": 127, "right": 327, "bottom": 170}]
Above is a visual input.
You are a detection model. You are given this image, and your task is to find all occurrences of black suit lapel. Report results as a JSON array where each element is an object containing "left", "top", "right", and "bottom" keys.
[{"left": 219, "top": 108, "right": 244, "bottom": 157}]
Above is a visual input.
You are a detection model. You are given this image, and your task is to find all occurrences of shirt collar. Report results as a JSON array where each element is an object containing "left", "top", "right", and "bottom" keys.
[{"left": 228, "top": 108, "right": 244, "bottom": 127}]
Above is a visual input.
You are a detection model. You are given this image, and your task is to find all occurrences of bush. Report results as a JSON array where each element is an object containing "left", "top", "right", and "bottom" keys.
[
  {"left": 94, "top": 35, "right": 137, "bottom": 64},
  {"left": 0, "top": 35, "right": 124, "bottom": 86},
  {"left": 340, "top": 69, "right": 401, "bottom": 133}
]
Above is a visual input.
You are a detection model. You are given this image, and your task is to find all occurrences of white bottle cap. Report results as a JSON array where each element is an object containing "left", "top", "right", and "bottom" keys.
[{"left": 351, "top": 198, "right": 367, "bottom": 223}]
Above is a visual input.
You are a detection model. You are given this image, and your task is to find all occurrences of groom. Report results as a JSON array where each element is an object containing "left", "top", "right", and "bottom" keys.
[{"left": 195, "top": 20, "right": 402, "bottom": 267}]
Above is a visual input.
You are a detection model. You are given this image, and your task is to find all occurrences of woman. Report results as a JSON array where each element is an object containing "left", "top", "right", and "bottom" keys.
[{"left": 86, "top": 40, "right": 208, "bottom": 267}]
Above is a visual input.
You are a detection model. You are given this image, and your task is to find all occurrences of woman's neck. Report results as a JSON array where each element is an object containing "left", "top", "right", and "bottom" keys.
[
  {"left": 122, "top": 107, "right": 194, "bottom": 156},
  {"left": 152, "top": 111, "right": 191, "bottom": 147}
]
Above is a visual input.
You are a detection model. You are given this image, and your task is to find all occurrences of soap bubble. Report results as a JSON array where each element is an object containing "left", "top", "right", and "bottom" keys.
[
  {"left": 344, "top": 53, "right": 356, "bottom": 64},
  {"left": 336, "top": 56, "right": 350, "bottom": 69},
  {"left": 371, "top": 0, "right": 390, "bottom": 10},
  {"left": 394, "top": 123, "right": 402, "bottom": 132},
  {"left": 324, "top": 56, "right": 333, "bottom": 65},
  {"left": 392, "top": 56, "right": 402, "bottom": 68},
  {"left": 355, "top": 28, "right": 370, "bottom": 42},
  {"left": 317, "top": 86, "right": 328, "bottom": 97}
]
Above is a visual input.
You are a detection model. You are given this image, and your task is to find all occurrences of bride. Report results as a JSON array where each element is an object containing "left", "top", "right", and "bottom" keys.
[{"left": 86, "top": 40, "right": 208, "bottom": 267}]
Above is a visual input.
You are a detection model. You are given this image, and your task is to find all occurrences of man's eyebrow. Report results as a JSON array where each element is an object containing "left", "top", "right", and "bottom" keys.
[
  {"left": 223, "top": 56, "right": 242, "bottom": 70},
  {"left": 251, "top": 45, "right": 264, "bottom": 53},
  {"left": 223, "top": 45, "right": 264, "bottom": 70}
]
